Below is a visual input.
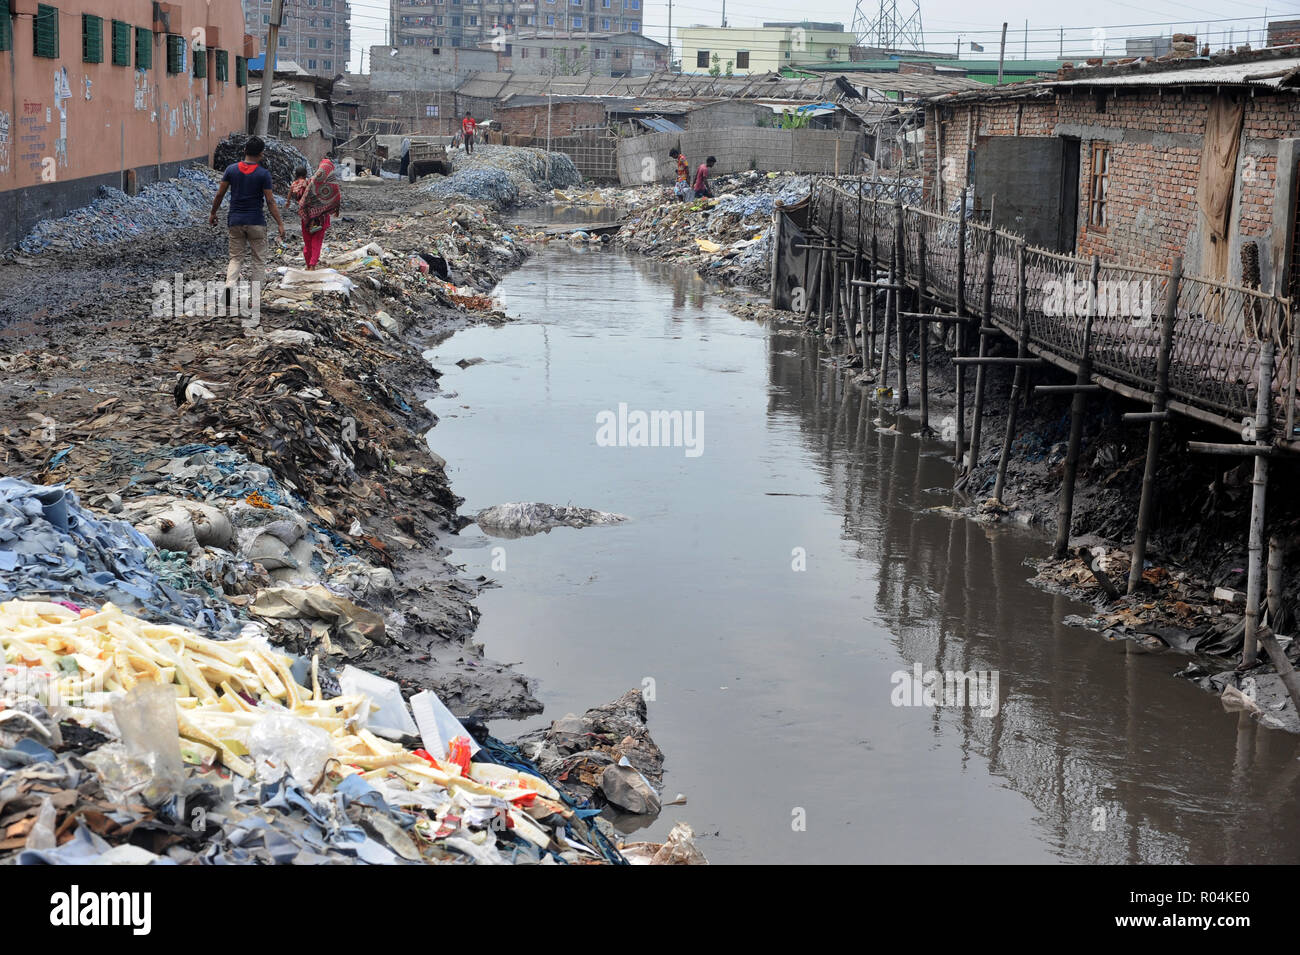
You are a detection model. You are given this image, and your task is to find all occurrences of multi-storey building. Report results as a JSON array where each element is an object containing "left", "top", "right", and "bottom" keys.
[
  {"left": 243, "top": 0, "right": 350, "bottom": 77},
  {"left": 391, "top": 0, "right": 643, "bottom": 53}
]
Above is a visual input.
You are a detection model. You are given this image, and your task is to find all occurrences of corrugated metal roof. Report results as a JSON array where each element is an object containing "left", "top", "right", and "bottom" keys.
[
  {"left": 636, "top": 116, "right": 684, "bottom": 132},
  {"left": 1049, "top": 55, "right": 1300, "bottom": 87}
]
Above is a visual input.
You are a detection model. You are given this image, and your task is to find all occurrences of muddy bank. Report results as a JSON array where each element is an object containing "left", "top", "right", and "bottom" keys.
[{"left": 0, "top": 186, "right": 540, "bottom": 719}]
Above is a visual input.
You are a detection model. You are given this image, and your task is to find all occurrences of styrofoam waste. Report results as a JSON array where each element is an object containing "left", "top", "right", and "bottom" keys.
[
  {"left": 277, "top": 267, "right": 356, "bottom": 295},
  {"left": 338, "top": 665, "right": 418, "bottom": 740},
  {"left": 410, "top": 689, "right": 480, "bottom": 759}
]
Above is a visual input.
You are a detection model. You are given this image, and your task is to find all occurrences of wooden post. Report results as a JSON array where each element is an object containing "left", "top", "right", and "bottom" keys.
[
  {"left": 917, "top": 231, "right": 930, "bottom": 432},
  {"left": 954, "top": 191, "right": 968, "bottom": 472},
  {"left": 829, "top": 200, "right": 842, "bottom": 339},
  {"left": 994, "top": 240, "right": 1028, "bottom": 502},
  {"left": 868, "top": 230, "right": 878, "bottom": 363},
  {"left": 894, "top": 199, "right": 909, "bottom": 408},
  {"left": 769, "top": 208, "right": 783, "bottom": 309},
  {"left": 818, "top": 221, "right": 832, "bottom": 336},
  {"left": 969, "top": 207, "right": 997, "bottom": 476},
  {"left": 1260, "top": 539, "right": 1300, "bottom": 714},
  {"left": 1243, "top": 342, "right": 1275, "bottom": 667},
  {"left": 881, "top": 243, "right": 894, "bottom": 383},
  {"left": 1127, "top": 257, "right": 1182, "bottom": 594},
  {"left": 1053, "top": 256, "right": 1099, "bottom": 558}
]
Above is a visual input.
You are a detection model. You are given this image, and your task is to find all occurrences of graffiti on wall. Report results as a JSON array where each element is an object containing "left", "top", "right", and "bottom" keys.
[
  {"left": 17, "top": 101, "right": 53, "bottom": 182},
  {"left": 134, "top": 71, "right": 151, "bottom": 112}
]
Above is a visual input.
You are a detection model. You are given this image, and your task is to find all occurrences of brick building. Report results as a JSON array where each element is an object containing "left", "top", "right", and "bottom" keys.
[
  {"left": 0, "top": 0, "right": 250, "bottom": 249},
  {"left": 390, "top": 0, "right": 643, "bottom": 54},
  {"left": 244, "top": 0, "right": 350, "bottom": 77},
  {"left": 923, "top": 49, "right": 1300, "bottom": 296}
]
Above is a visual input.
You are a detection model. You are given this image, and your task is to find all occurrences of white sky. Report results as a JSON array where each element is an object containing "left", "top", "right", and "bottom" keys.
[{"left": 337, "top": 0, "right": 1285, "bottom": 73}]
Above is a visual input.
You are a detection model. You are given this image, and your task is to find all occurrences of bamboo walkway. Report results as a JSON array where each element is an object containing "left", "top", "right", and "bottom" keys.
[{"left": 801, "top": 177, "right": 1298, "bottom": 444}]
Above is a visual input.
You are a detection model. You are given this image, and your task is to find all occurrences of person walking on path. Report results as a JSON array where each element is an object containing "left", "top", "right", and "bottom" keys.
[
  {"left": 296, "top": 157, "right": 342, "bottom": 270},
  {"left": 209, "top": 136, "right": 285, "bottom": 290},
  {"left": 462, "top": 111, "right": 478, "bottom": 155},
  {"left": 693, "top": 155, "right": 716, "bottom": 199}
]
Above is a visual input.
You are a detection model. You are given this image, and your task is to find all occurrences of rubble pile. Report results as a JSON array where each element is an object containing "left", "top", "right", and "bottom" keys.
[
  {"left": 422, "top": 146, "right": 582, "bottom": 208},
  {"left": 617, "top": 171, "right": 810, "bottom": 288},
  {"left": 212, "top": 133, "right": 311, "bottom": 192},
  {"left": 15, "top": 166, "right": 221, "bottom": 255}
]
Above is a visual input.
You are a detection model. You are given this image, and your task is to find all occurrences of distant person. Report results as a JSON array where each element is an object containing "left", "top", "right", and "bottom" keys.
[
  {"left": 297, "top": 157, "right": 342, "bottom": 270},
  {"left": 693, "top": 155, "right": 716, "bottom": 199},
  {"left": 209, "top": 135, "right": 286, "bottom": 292},
  {"left": 462, "top": 110, "right": 477, "bottom": 155},
  {"left": 670, "top": 146, "right": 690, "bottom": 200}
]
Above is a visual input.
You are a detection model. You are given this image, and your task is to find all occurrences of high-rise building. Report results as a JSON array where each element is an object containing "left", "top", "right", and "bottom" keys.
[
  {"left": 391, "top": 0, "right": 643, "bottom": 53},
  {"left": 244, "top": 0, "right": 352, "bottom": 77}
]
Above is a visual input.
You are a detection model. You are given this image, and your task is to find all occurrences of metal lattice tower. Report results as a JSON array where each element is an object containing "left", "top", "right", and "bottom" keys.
[{"left": 852, "top": 0, "right": 925, "bottom": 52}]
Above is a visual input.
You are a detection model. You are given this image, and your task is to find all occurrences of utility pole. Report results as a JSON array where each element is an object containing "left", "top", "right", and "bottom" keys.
[
  {"left": 1059, "top": 28, "right": 1063, "bottom": 58},
  {"left": 1023, "top": 20, "right": 1027, "bottom": 59},
  {"left": 721, "top": 0, "right": 726, "bottom": 28},
  {"left": 997, "top": 21, "right": 1007, "bottom": 84},
  {"left": 668, "top": 0, "right": 673, "bottom": 72},
  {"left": 255, "top": 0, "right": 285, "bottom": 138}
]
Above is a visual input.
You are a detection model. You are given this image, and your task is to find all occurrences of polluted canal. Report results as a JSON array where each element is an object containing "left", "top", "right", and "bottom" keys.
[{"left": 427, "top": 240, "right": 1300, "bottom": 865}]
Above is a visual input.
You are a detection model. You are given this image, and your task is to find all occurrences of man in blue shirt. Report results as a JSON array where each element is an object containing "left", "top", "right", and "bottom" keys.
[{"left": 209, "top": 136, "right": 286, "bottom": 291}]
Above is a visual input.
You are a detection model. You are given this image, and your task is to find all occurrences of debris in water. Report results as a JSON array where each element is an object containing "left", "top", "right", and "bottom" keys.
[{"left": 474, "top": 502, "right": 629, "bottom": 538}]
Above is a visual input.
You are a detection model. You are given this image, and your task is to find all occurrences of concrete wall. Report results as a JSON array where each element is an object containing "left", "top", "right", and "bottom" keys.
[
  {"left": 616, "top": 127, "right": 860, "bottom": 184},
  {"left": 1, "top": 0, "right": 247, "bottom": 249},
  {"left": 685, "top": 100, "right": 771, "bottom": 130},
  {"left": 367, "top": 45, "right": 497, "bottom": 91}
]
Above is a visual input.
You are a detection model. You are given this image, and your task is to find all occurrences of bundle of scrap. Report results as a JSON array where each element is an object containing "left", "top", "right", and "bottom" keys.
[{"left": 0, "top": 599, "right": 589, "bottom": 861}]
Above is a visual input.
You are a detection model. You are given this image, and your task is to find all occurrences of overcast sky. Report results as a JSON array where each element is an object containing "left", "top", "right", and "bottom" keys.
[{"left": 339, "top": 0, "right": 1283, "bottom": 73}]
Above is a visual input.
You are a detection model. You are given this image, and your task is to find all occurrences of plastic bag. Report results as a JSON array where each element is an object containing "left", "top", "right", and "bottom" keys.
[
  {"left": 111, "top": 682, "right": 184, "bottom": 804},
  {"left": 248, "top": 712, "right": 333, "bottom": 785}
]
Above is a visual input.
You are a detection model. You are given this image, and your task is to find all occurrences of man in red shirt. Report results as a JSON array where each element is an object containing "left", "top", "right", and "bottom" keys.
[
  {"left": 693, "top": 156, "right": 716, "bottom": 198},
  {"left": 462, "top": 111, "right": 477, "bottom": 155}
]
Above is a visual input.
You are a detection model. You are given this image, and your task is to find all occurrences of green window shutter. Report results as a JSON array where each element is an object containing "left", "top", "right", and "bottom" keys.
[
  {"left": 193, "top": 45, "right": 206, "bottom": 78},
  {"left": 135, "top": 27, "right": 152, "bottom": 70},
  {"left": 166, "top": 34, "right": 183, "bottom": 74},
  {"left": 288, "top": 100, "right": 308, "bottom": 138},
  {"left": 216, "top": 49, "right": 228, "bottom": 82},
  {"left": 33, "top": 4, "right": 58, "bottom": 59},
  {"left": 110, "top": 19, "right": 129, "bottom": 66},
  {"left": 0, "top": 0, "right": 12, "bottom": 54},
  {"left": 82, "top": 14, "right": 102, "bottom": 63},
  {"left": 236, "top": 55, "right": 247, "bottom": 87}
]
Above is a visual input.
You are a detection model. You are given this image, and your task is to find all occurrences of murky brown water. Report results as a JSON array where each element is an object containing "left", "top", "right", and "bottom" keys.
[{"left": 427, "top": 242, "right": 1300, "bottom": 865}]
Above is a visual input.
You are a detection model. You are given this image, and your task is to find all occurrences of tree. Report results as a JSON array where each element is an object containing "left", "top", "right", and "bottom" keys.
[
  {"left": 708, "top": 52, "right": 721, "bottom": 77},
  {"left": 725, "top": 59, "right": 734, "bottom": 76}
]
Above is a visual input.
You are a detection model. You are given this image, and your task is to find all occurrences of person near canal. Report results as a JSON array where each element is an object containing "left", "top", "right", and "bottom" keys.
[
  {"left": 670, "top": 146, "right": 691, "bottom": 200},
  {"left": 209, "top": 136, "right": 286, "bottom": 292},
  {"left": 462, "top": 110, "right": 478, "bottom": 155},
  {"left": 693, "top": 155, "right": 716, "bottom": 199},
  {"left": 296, "top": 157, "right": 342, "bottom": 271}
]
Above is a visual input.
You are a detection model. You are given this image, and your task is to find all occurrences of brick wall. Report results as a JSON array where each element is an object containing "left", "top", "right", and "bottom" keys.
[
  {"left": 494, "top": 102, "right": 606, "bottom": 139},
  {"left": 925, "top": 87, "right": 1300, "bottom": 287},
  {"left": 616, "top": 127, "right": 860, "bottom": 184}
]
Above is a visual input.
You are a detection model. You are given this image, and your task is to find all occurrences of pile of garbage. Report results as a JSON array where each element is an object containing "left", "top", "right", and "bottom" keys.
[
  {"left": 16, "top": 166, "right": 220, "bottom": 255},
  {"left": 0, "top": 599, "right": 636, "bottom": 864},
  {"left": 212, "top": 133, "right": 311, "bottom": 192},
  {"left": 0, "top": 477, "right": 235, "bottom": 634},
  {"left": 617, "top": 170, "right": 810, "bottom": 288},
  {"left": 421, "top": 146, "right": 582, "bottom": 208}
]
